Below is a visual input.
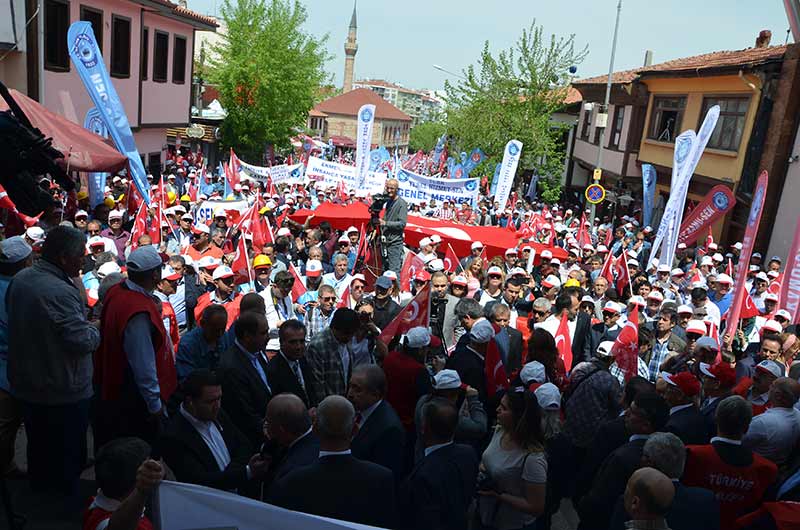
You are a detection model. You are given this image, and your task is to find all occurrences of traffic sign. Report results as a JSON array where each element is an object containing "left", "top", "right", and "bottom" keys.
[
  {"left": 593, "top": 168, "right": 602, "bottom": 180},
  {"left": 585, "top": 183, "right": 606, "bottom": 204}
]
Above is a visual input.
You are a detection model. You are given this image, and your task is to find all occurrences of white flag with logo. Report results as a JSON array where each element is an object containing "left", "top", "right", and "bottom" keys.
[
  {"left": 354, "top": 104, "right": 376, "bottom": 189},
  {"left": 495, "top": 139, "right": 523, "bottom": 212}
]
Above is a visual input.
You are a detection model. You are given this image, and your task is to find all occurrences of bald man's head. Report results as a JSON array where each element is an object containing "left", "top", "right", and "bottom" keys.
[
  {"left": 624, "top": 467, "right": 675, "bottom": 521},
  {"left": 265, "top": 393, "right": 310, "bottom": 447},
  {"left": 769, "top": 377, "right": 800, "bottom": 408},
  {"left": 314, "top": 395, "right": 355, "bottom": 447}
]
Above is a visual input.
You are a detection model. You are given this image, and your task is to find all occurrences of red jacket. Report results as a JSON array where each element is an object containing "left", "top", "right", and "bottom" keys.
[
  {"left": 95, "top": 282, "right": 177, "bottom": 403},
  {"left": 383, "top": 350, "right": 427, "bottom": 431},
  {"left": 194, "top": 291, "right": 242, "bottom": 328},
  {"left": 683, "top": 442, "right": 778, "bottom": 529}
]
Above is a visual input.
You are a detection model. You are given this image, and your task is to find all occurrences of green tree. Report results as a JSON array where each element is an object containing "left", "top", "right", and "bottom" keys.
[
  {"left": 209, "top": 0, "right": 330, "bottom": 160},
  {"left": 409, "top": 121, "right": 446, "bottom": 153},
  {"left": 444, "top": 22, "right": 586, "bottom": 198}
]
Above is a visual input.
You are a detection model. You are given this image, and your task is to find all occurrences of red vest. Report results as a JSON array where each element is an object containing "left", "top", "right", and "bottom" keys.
[
  {"left": 683, "top": 443, "right": 778, "bottom": 529},
  {"left": 194, "top": 291, "right": 242, "bottom": 328},
  {"left": 95, "top": 283, "right": 177, "bottom": 402}
]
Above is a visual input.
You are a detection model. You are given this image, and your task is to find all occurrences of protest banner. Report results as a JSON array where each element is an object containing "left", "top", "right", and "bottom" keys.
[
  {"left": 354, "top": 104, "right": 376, "bottom": 189},
  {"left": 155, "top": 480, "right": 380, "bottom": 529},
  {"left": 395, "top": 167, "right": 479, "bottom": 207},
  {"left": 306, "top": 156, "right": 386, "bottom": 195},
  {"left": 193, "top": 199, "right": 249, "bottom": 225},
  {"left": 780, "top": 216, "right": 800, "bottom": 323},
  {"left": 495, "top": 140, "right": 523, "bottom": 211},
  {"left": 677, "top": 185, "right": 736, "bottom": 246},
  {"left": 641, "top": 163, "right": 657, "bottom": 228},
  {"left": 68, "top": 22, "right": 150, "bottom": 204},
  {"left": 239, "top": 159, "right": 305, "bottom": 186}
]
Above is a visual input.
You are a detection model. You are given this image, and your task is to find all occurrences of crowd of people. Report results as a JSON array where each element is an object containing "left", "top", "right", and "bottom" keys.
[{"left": 1, "top": 162, "right": 800, "bottom": 530}]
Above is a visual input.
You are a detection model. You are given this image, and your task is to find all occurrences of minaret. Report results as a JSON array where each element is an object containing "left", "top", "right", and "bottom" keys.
[{"left": 343, "top": 2, "right": 357, "bottom": 93}]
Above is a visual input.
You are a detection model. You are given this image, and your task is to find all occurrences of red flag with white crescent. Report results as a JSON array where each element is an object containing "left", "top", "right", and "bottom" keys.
[
  {"left": 554, "top": 310, "right": 573, "bottom": 371},
  {"left": 399, "top": 252, "right": 426, "bottom": 292},
  {"left": 485, "top": 322, "right": 509, "bottom": 398},
  {"left": 230, "top": 234, "right": 251, "bottom": 286},
  {"left": 128, "top": 203, "right": 148, "bottom": 250},
  {"left": 613, "top": 253, "right": 631, "bottom": 296},
  {"left": 599, "top": 250, "right": 615, "bottom": 286},
  {"left": 611, "top": 304, "right": 639, "bottom": 381},
  {"left": 379, "top": 284, "right": 431, "bottom": 344},
  {"left": 288, "top": 263, "right": 308, "bottom": 302},
  {"left": 443, "top": 244, "right": 460, "bottom": 273}
]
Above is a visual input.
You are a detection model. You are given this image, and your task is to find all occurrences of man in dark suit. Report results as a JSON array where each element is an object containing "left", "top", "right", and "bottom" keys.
[
  {"left": 584, "top": 301, "right": 623, "bottom": 358},
  {"left": 265, "top": 320, "right": 312, "bottom": 407},
  {"left": 269, "top": 395, "right": 396, "bottom": 528},
  {"left": 536, "top": 288, "right": 591, "bottom": 368},
  {"left": 159, "top": 369, "right": 269, "bottom": 492},
  {"left": 446, "top": 319, "right": 495, "bottom": 404},
  {"left": 487, "top": 302, "right": 524, "bottom": 376},
  {"left": 348, "top": 364, "right": 406, "bottom": 480},
  {"left": 578, "top": 392, "right": 670, "bottom": 530},
  {"left": 400, "top": 397, "right": 478, "bottom": 530},
  {"left": 263, "top": 393, "right": 318, "bottom": 488},
  {"left": 608, "top": 432, "right": 720, "bottom": 530},
  {"left": 219, "top": 312, "right": 272, "bottom": 447},
  {"left": 663, "top": 371, "right": 710, "bottom": 445}
]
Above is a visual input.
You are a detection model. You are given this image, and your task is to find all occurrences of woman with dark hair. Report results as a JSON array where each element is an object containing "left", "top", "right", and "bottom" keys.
[
  {"left": 477, "top": 389, "right": 547, "bottom": 530},
  {"left": 526, "top": 329, "right": 567, "bottom": 391}
]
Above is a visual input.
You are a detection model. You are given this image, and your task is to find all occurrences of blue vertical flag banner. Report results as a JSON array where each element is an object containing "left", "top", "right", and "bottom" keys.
[
  {"left": 83, "top": 107, "right": 108, "bottom": 208},
  {"left": 67, "top": 22, "right": 150, "bottom": 204},
  {"left": 446, "top": 157, "right": 455, "bottom": 179},
  {"left": 490, "top": 163, "right": 501, "bottom": 196},
  {"left": 462, "top": 148, "right": 486, "bottom": 176},
  {"left": 641, "top": 163, "right": 657, "bottom": 228},
  {"left": 368, "top": 146, "right": 390, "bottom": 172},
  {"left": 354, "top": 104, "right": 376, "bottom": 189},
  {"left": 495, "top": 140, "right": 523, "bottom": 211},
  {"left": 432, "top": 133, "right": 447, "bottom": 165},
  {"left": 526, "top": 172, "right": 539, "bottom": 202}
]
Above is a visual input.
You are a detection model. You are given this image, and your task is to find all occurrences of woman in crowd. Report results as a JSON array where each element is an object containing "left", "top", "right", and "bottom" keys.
[
  {"left": 526, "top": 329, "right": 567, "bottom": 391},
  {"left": 464, "top": 257, "right": 485, "bottom": 298},
  {"left": 477, "top": 389, "right": 547, "bottom": 530},
  {"left": 475, "top": 266, "right": 505, "bottom": 306}
]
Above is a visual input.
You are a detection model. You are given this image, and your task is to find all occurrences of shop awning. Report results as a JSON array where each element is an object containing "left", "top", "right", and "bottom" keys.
[{"left": 0, "top": 89, "right": 128, "bottom": 173}]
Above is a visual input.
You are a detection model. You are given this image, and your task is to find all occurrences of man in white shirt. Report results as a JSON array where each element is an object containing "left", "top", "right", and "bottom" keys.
[
  {"left": 160, "top": 369, "right": 268, "bottom": 491},
  {"left": 743, "top": 377, "right": 800, "bottom": 466}
]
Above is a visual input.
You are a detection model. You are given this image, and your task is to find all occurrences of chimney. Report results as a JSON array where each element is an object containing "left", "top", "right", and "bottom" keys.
[
  {"left": 755, "top": 29, "right": 772, "bottom": 48},
  {"left": 177, "top": 0, "right": 187, "bottom": 6},
  {"left": 643, "top": 50, "right": 653, "bottom": 67}
]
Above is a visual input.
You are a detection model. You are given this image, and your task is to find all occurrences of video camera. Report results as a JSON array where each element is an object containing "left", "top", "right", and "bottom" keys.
[{"left": 369, "top": 193, "right": 389, "bottom": 226}]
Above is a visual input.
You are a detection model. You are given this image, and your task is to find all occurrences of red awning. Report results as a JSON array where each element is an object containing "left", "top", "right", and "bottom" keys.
[
  {"left": 328, "top": 135, "right": 355, "bottom": 148},
  {"left": 289, "top": 201, "right": 371, "bottom": 231},
  {"left": 0, "top": 89, "right": 128, "bottom": 173}
]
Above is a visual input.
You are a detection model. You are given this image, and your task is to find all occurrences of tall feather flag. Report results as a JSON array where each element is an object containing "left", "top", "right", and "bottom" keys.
[
  {"left": 554, "top": 310, "right": 573, "bottom": 371},
  {"left": 611, "top": 304, "right": 639, "bottom": 381}
]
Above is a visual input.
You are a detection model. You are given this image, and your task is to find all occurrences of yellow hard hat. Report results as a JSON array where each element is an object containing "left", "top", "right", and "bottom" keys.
[
  {"left": 253, "top": 254, "right": 273, "bottom": 269},
  {"left": 167, "top": 191, "right": 177, "bottom": 204},
  {"left": 564, "top": 278, "right": 581, "bottom": 288},
  {"left": 259, "top": 206, "right": 270, "bottom": 215},
  {"left": 77, "top": 190, "right": 89, "bottom": 200},
  {"left": 180, "top": 194, "right": 191, "bottom": 202},
  {"left": 103, "top": 197, "right": 115, "bottom": 208}
]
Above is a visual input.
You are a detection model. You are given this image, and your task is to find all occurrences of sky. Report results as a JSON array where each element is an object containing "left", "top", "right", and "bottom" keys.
[{"left": 189, "top": 0, "right": 793, "bottom": 92}]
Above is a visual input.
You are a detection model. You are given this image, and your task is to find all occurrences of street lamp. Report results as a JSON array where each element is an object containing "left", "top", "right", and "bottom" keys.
[{"left": 433, "top": 64, "right": 468, "bottom": 81}]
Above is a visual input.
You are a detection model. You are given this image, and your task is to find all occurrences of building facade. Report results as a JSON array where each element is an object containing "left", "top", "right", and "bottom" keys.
[
  {"left": 0, "top": 0, "right": 215, "bottom": 176},
  {"left": 354, "top": 79, "right": 444, "bottom": 126},
  {"left": 308, "top": 88, "right": 411, "bottom": 151}
]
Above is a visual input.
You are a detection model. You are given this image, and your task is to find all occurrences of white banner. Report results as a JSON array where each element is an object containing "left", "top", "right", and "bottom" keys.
[
  {"left": 306, "top": 156, "right": 386, "bottom": 195},
  {"left": 193, "top": 199, "right": 249, "bottom": 225},
  {"left": 239, "top": 160, "right": 306, "bottom": 186},
  {"left": 495, "top": 140, "right": 523, "bottom": 211},
  {"left": 657, "top": 106, "right": 720, "bottom": 268},
  {"left": 395, "top": 167, "right": 479, "bottom": 207},
  {"left": 155, "top": 480, "right": 383, "bottom": 529},
  {"left": 354, "top": 104, "right": 376, "bottom": 189}
]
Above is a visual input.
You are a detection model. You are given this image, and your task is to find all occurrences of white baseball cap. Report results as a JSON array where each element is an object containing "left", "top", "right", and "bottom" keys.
[
  {"left": 534, "top": 383, "right": 561, "bottom": 410},
  {"left": 597, "top": 341, "right": 615, "bottom": 357},
  {"left": 471, "top": 241, "right": 484, "bottom": 250},
  {"left": 433, "top": 369, "right": 462, "bottom": 390},
  {"left": 305, "top": 260, "right": 323, "bottom": 277},
  {"left": 520, "top": 361, "right": 546, "bottom": 385},
  {"left": 212, "top": 265, "right": 234, "bottom": 280}
]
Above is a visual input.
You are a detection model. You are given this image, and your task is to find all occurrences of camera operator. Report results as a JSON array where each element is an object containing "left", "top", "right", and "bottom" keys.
[{"left": 378, "top": 178, "right": 408, "bottom": 273}]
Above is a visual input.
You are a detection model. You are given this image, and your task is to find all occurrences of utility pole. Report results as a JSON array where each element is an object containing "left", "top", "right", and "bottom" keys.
[{"left": 589, "top": 0, "right": 622, "bottom": 226}]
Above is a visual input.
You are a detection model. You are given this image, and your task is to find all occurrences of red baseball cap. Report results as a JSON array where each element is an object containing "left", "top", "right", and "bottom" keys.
[
  {"left": 699, "top": 362, "right": 736, "bottom": 388},
  {"left": 662, "top": 371, "right": 701, "bottom": 397}
]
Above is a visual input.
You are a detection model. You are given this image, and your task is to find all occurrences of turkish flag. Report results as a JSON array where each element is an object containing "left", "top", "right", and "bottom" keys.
[
  {"left": 554, "top": 310, "right": 573, "bottom": 371},
  {"left": 230, "top": 234, "right": 251, "bottom": 285},
  {"left": 613, "top": 253, "right": 631, "bottom": 296},
  {"left": 288, "top": 263, "right": 308, "bottom": 301},
  {"left": 379, "top": 284, "right": 431, "bottom": 344},
  {"left": 612, "top": 305, "right": 639, "bottom": 381},
  {"left": 129, "top": 204, "right": 149, "bottom": 251},
  {"left": 577, "top": 214, "right": 592, "bottom": 248},
  {"left": 229, "top": 148, "right": 242, "bottom": 188},
  {"left": 485, "top": 322, "right": 509, "bottom": 398},
  {"left": 723, "top": 291, "right": 760, "bottom": 321},
  {"left": 599, "top": 250, "right": 615, "bottom": 286},
  {"left": 768, "top": 274, "right": 783, "bottom": 296},
  {"left": 443, "top": 244, "right": 460, "bottom": 273},
  {"left": 337, "top": 285, "right": 351, "bottom": 309},
  {"left": 399, "top": 252, "right": 426, "bottom": 292}
]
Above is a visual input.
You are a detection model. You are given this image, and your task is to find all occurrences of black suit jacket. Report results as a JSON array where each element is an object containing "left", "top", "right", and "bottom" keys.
[
  {"left": 159, "top": 409, "right": 253, "bottom": 492},
  {"left": 496, "top": 326, "right": 524, "bottom": 376},
  {"left": 609, "top": 481, "right": 720, "bottom": 530},
  {"left": 446, "top": 345, "right": 487, "bottom": 404},
  {"left": 585, "top": 322, "right": 622, "bottom": 359},
  {"left": 576, "top": 415, "right": 628, "bottom": 500},
  {"left": 571, "top": 312, "right": 592, "bottom": 369},
  {"left": 265, "top": 352, "right": 311, "bottom": 408},
  {"left": 270, "top": 431, "right": 319, "bottom": 485},
  {"left": 399, "top": 443, "right": 478, "bottom": 530},
  {"left": 219, "top": 344, "right": 272, "bottom": 447},
  {"left": 269, "top": 454, "right": 396, "bottom": 528},
  {"left": 666, "top": 405, "right": 710, "bottom": 446},
  {"left": 578, "top": 437, "right": 647, "bottom": 530},
  {"left": 351, "top": 400, "right": 406, "bottom": 480}
]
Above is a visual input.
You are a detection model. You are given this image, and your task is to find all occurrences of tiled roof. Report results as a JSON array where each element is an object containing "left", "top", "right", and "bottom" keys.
[
  {"left": 135, "top": 0, "right": 218, "bottom": 29},
  {"left": 573, "top": 45, "right": 788, "bottom": 86},
  {"left": 564, "top": 87, "right": 582, "bottom": 105},
  {"left": 637, "top": 45, "right": 787, "bottom": 75},
  {"left": 308, "top": 108, "right": 328, "bottom": 117},
  {"left": 314, "top": 88, "right": 412, "bottom": 121}
]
